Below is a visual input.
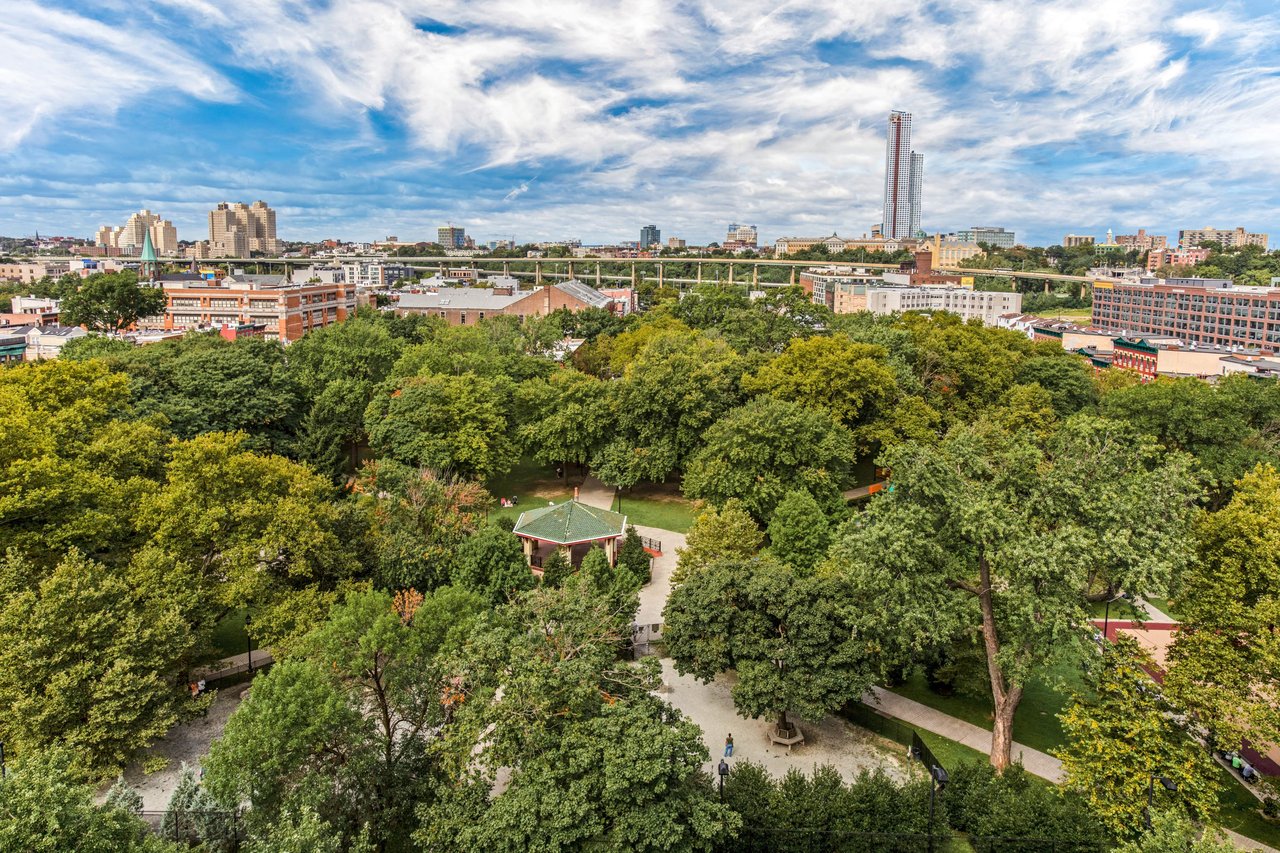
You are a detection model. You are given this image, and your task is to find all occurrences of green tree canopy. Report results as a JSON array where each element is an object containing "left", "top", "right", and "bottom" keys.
[
  {"left": 673, "top": 499, "right": 763, "bottom": 584},
  {"left": 834, "top": 416, "right": 1201, "bottom": 769},
  {"left": 452, "top": 522, "right": 536, "bottom": 603},
  {"left": 664, "top": 556, "right": 873, "bottom": 735},
  {"left": 742, "top": 334, "right": 899, "bottom": 430},
  {"left": 1059, "top": 638, "right": 1221, "bottom": 838},
  {"left": 766, "top": 489, "right": 832, "bottom": 571},
  {"left": 683, "top": 396, "right": 856, "bottom": 521},
  {"left": 365, "top": 371, "right": 518, "bottom": 479},
  {"left": 1165, "top": 464, "right": 1280, "bottom": 753},
  {"left": 58, "top": 271, "right": 165, "bottom": 333},
  {"left": 0, "top": 748, "right": 177, "bottom": 852}
]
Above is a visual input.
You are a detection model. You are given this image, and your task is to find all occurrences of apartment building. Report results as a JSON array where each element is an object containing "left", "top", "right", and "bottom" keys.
[
  {"left": 95, "top": 209, "right": 178, "bottom": 256},
  {"left": 1178, "top": 227, "right": 1268, "bottom": 250},
  {"left": 1146, "top": 246, "right": 1211, "bottom": 272},
  {"left": 725, "top": 224, "right": 758, "bottom": 248},
  {"left": 866, "top": 285, "right": 1021, "bottom": 324},
  {"left": 1114, "top": 229, "right": 1167, "bottom": 253},
  {"left": 1091, "top": 276, "right": 1280, "bottom": 349},
  {"left": 798, "top": 267, "right": 882, "bottom": 313},
  {"left": 144, "top": 273, "right": 354, "bottom": 343},
  {"left": 1063, "top": 234, "right": 1095, "bottom": 248},
  {"left": 201, "top": 201, "right": 282, "bottom": 258},
  {"left": 0, "top": 262, "right": 69, "bottom": 283}
]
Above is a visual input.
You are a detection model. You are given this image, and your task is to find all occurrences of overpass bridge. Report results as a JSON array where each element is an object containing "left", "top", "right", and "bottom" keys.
[{"left": 152, "top": 254, "right": 1096, "bottom": 292}]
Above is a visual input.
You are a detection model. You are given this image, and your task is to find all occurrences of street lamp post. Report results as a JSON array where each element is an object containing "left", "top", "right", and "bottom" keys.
[
  {"left": 244, "top": 613, "right": 253, "bottom": 674},
  {"left": 0, "top": 739, "right": 6, "bottom": 779},
  {"left": 1102, "top": 591, "right": 1133, "bottom": 640},
  {"left": 717, "top": 759, "right": 729, "bottom": 802},
  {"left": 927, "top": 764, "right": 948, "bottom": 852},
  {"left": 1144, "top": 774, "right": 1177, "bottom": 830}
]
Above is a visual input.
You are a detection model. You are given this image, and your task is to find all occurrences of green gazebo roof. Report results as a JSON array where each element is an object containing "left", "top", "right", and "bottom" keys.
[{"left": 512, "top": 500, "right": 627, "bottom": 545}]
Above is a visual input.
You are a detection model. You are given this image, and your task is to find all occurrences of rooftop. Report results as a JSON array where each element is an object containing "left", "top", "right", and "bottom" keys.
[{"left": 512, "top": 499, "right": 627, "bottom": 545}]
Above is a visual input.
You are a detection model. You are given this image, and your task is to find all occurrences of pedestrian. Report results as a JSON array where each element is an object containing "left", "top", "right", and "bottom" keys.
[
  {"left": 197, "top": 678, "right": 207, "bottom": 694},
  {"left": 724, "top": 733, "right": 734, "bottom": 757}
]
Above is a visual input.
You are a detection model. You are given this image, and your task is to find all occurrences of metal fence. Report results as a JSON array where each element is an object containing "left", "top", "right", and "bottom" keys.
[{"left": 138, "top": 809, "right": 245, "bottom": 845}]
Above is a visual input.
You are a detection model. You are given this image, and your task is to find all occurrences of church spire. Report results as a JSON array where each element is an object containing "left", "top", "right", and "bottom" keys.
[{"left": 139, "top": 228, "right": 157, "bottom": 281}]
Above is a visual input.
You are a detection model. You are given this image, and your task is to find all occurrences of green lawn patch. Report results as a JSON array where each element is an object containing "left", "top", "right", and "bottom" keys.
[
  {"left": 485, "top": 456, "right": 576, "bottom": 506},
  {"left": 211, "top": 608, "right": 248, "bottom": 660},
  {"left": 1141, "top": 595, "right": 1185, "bottom": 621},
  {"left": 887, "top": 655, "right": 1086, "bottom": 755},
  {"left": 1215, "top": 766, "right": 1280, "bottom": 848},
  {"left": 1085, "top": 598, "right": 1147, "bottom": 623},
  {"left": 611, "top": 482, "right": 699, "bottom": 533}
]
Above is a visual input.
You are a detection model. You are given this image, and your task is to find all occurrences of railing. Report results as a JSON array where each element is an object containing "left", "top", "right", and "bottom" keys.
[{"left": 640, "top": 536, "right": 662, "bottom": 553}]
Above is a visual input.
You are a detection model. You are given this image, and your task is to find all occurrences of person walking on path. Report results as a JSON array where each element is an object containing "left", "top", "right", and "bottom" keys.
[{"left": 724, "top": 734, "right": 734, "bottom": 757}]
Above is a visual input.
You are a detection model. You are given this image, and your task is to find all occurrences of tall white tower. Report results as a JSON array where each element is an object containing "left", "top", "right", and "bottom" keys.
[{"left": 882, "top": 111, "right": 922, "bottom": 240}]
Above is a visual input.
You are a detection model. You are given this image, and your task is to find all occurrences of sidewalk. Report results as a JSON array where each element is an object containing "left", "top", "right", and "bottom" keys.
[
  {"left": 863, "top": 687, "right": 1064, "bottom": 782},
  {"left": 576, "top": 475, "right": 615, "bottom": 511}
]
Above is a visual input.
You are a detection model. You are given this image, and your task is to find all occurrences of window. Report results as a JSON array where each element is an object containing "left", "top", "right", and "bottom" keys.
[{"left": 460, "top": 313, "right": 467, "bottom": 324}]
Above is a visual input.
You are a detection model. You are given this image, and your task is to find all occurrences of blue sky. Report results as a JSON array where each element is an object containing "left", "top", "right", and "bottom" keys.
[{"left": 2, "top": 0, "right": 1279, "bottom": 247}]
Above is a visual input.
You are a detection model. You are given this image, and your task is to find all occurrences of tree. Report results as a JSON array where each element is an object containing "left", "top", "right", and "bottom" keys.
[
  {"left": 766, "top": 489, "right": 831, "bottom": 571},
  {"left": 664, "top": 556, "right": 873, "bottom": 736},
  {"left": 60, "top": 334, "right": 136, "bottom": 361},
  {"left": 742, "top": 335, "right": 899, "bottom": 430},
  {"left": 286, "top": 317, "right": 404, "bottom": 479},
  {"left": 617, "top": 525, "right": 652, "bottom": 585},
  {"left": 946, "top": 762, "right": 1107, "bottom": 846},
  {"left": 1014, "top": 355, "right": 1098, "bottom": 416},
  {"left": 359, "top": 461, "right": 492, "bottom": 593},
  {"left": 1115, "top": 812, "right": 1235, "bottom": 853},
  {"left": 1059, "top": 638, "right": 1221, "bottom": 838},
  {"left": 137, "top": 432, "right": 361, "bottom": 648},
  {"left": 834, "top": 416, "right": 1201, "bottom": 769},
  {"left": 593, "top": 329, "right": 744, "bottom": 485},
  {"left": 515, "top": 369, "right": 613, "bottom": 475},
  {"left": 453, "top": 522, "right": 535, "bottom": 603},
  {"left": 204, "top": 587, "right": 485, "bottom": 849},
  {"left": 0, "top": 550, "right": 201, "bottom": 775},
  {"left": 59, "top": 271, "right": 165, "bottom": 332},
  {"left": 1100, "top": 375, "right": 1280, "bottom": 505},
  {"left": 683, "top": 396, "right": 857, "bottom": 521},
  {"left": 109, "top": 335, "right": 303, "bottom": 455},
  {"left": 1164, "top": 464, "right": 1280, "bottom": 753},
  {"left": 365, "top": 371, "right": 518, "bottom": 479},
  {"left": 420, "top": 574, "right": 737, "bottom": 851},
  {"left": 539, "top": 549, "right": 572, "bottom": 588},
  {"left": 674, "top": 499, "right": 763, "bottom": 584},
  {"left": 0, "top": 747, "right": 177, "bottom": 852}
]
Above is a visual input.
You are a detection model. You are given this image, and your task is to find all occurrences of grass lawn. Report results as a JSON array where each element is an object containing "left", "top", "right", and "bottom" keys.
[
  {"left": 887, "top": 655, "right": 1086, "bottom": 755},
  {"left": 211, "top": 608, "right": 248, "bottom": 660},
  {"left": 1141, "top": 595, "right": 1185, "bottom": 621},
  {"left": 485, "top": 457, "right": 575, "bottom": 524},
  {"left": 1216, "top": 767, "right": 1280, "bottom": 847},
  {"left": 612, "top": 481, "right": 700, "bottom": 533},
  {"left": 1029, "top": 307, "right": 1093, "bottom": 322},
  {"left": 1085, "top": 598, "right": 1147, "bottom": 623}
]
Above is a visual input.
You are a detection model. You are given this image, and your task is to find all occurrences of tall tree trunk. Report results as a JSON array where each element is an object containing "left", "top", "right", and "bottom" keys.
[
  {"left": 777, "top": 709, "right": 789, "bottom": 736},
  {"left": 977, "top": 551, "right": 1022, "bottom": 771}
]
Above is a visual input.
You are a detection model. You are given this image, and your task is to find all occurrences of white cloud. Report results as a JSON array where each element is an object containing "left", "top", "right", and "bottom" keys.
[
  {"left": 0, "top": 2, "right": 235, "bottom": 149},
  {"left": 5, "top": 0, "right": 1280, "bottom": 244}
]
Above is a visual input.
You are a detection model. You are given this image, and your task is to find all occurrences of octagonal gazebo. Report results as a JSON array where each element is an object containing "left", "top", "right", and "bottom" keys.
[{"left": 512, "top": 499, "right": 628, "bottom": 572}]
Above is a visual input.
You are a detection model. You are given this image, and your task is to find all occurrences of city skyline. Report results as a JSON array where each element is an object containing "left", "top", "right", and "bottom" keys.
[{"left": 2, "top": 1, "right": 1280, "bottom": 246}]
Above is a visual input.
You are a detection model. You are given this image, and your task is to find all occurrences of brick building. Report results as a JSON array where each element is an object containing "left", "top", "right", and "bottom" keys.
[
  {"left": 395, "top": 280, "right": 615, "bottom": 325},
  {"left": 143, "top": 273, "right": 355, "bottom": 343},
  {"left": 1091, "top": 276, "right": 1280, "bottom": 349}
]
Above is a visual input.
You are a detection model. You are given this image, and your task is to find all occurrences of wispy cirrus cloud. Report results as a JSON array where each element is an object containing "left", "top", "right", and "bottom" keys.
[{"left": 1, "top": 0, "right": 1279, "bottom": 246}]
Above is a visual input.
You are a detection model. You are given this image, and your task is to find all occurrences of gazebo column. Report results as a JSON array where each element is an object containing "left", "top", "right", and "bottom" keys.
[
  {"left": 559, "top": 544, "right": 572, "bottom": 564},
  {"left": 522, "top": 537, "right": 534, "bottom": 565},
  {"left": 605, "top": 537, "right": 617, "bottom": 566}
]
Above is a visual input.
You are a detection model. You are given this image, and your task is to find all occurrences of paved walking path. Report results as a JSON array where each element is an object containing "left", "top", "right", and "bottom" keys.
[
  {"left": 576, "top": 475, "right": 615, "bottom": 512},
  {"left": 863, "top": 686, "right": 1064, "bottom": 782},
  {"left": 1134, "top": 595, "right": 1176, "bottom": 623}
]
